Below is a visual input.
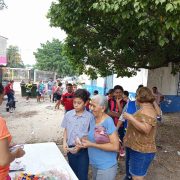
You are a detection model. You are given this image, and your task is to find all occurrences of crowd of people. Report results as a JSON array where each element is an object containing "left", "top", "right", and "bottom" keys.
[
  {"left": 0, "top": 78, "right": 164, "bottom": 180},
  {"left": 59, "top": 83, "right": 163, "bottom": 180}
]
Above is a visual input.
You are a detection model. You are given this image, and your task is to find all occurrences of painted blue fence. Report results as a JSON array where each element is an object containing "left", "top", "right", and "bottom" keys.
[
  {"left": 84, "top": 85, "right": 105, "bottom": 96},
  {"left": 161, "top": 95, "right": 180, "bottom": 113}
]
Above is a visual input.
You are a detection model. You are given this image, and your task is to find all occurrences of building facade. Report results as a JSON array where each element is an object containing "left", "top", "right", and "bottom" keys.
[
  {"left": 80, "top": 66, "right": 180, "bottom": 113},
  {"left": 147, "top": 65, "right": 180, "bottom": 113},
  {"left": 0, "top": 35, "right": 7, "bottom": 66},
  {"left": 81, "top": 69, "right": 148, "bottom": 100},
  {"left": 0, "top": 35, "right": 8, "bottom": 82}
]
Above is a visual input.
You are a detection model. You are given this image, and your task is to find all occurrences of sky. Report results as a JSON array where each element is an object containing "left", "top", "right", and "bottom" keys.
[{"left": 0, "top": 0, "right": 67, "bottom": 65}]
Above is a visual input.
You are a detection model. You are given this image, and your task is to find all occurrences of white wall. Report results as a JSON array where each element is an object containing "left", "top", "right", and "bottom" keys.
[
  {"left": 79, "top": 69, "right": 149, "bottom": 93},
  {"left": 0, "top": 35, "right": 7, "bottom": 55},
  {"left": 113, "top": 69, "right": 148, "bottom": 93},
  {"left": 147, "top": 65, "right": 179, "bottom": 95},
  {"left": 78, "top": 74, "right": 91, "bottom": 85},
  {"left": 97, "top": 77, "right": 104, "bottom": 87}
]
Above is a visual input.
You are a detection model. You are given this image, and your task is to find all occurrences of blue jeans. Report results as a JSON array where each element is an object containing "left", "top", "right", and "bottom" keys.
[
  {"left": 125, "top": 147, "right": 155, "bottom": 177},
  {"left": 118, "top": 125, "right": 125, "bottom": 142},
  {"left": 7, "top": 92, "right": 14, "bottom": 103},
  {"left": 92, "top": 164, "right": 117, "bottom": 180},
  {"left": 67, "top": 148, "right": 89, "bottom": 180}
]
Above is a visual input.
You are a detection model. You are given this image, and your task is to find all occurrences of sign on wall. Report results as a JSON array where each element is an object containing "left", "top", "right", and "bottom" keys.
[{"left": 0, "top": 56, "right": 7, "bottom": 66}]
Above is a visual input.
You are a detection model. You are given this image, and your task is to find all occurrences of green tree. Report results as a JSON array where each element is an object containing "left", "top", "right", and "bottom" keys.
[
  {"left": 48, "top": 0, "right": 180, "bottom": 78},
  {"left": 7, "top": 45, "right": 24, "bottom": 68},
  {"left": 33, "top": 39, "right": 77, "bottom": 77}
]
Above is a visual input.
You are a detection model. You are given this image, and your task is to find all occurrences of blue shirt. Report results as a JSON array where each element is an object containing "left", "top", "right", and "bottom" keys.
[
  {"left": 119, "top": 101, "right": 137, "bottom": 130},
  {"left": 47, "top": 81, "right": 54, "bottom": 90},
  {"left": 61, "top": 109, "right": 94, "bottom": 146},
  {"left": 88, "top": 116, "right": 117, "bottom": 170}
]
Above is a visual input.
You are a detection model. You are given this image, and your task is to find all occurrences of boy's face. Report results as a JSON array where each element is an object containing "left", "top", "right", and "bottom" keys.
[
  {"left": 73, "top": 85, "right": 77, "bottom": 92},
  {"left": 114, "top": 89, "right": 123, "bottom": 99},
  {"left": 123, "top": 95, "right": 128, "bottom": 102},
  {"left": 73, "top": 97, "right": 85, "bottom": 112},
  {"left": 108, "top": 92, "right": 113, "bottom": 99},
  {"left": 67, "top": 85, "right": 73, "bottom": 93}
]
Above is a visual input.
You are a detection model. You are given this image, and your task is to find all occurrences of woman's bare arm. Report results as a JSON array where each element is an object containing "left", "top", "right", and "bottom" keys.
[
  {"left": 82, "top": 131, "right": 120, "bottom": 152},
  {"left": 0, "top": 138, "right": 25, "bottom": 166}
]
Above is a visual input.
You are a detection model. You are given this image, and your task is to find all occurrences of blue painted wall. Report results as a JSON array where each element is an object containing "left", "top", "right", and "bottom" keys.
[
  {"left": 125, "top": 94, "right": 180, "bottom": 113},
  {"left": 84, "top": 85, "right": 105, "bottom": 96},
  {"left": 161, "top": 95, "right": 180, "bottom": 113}
]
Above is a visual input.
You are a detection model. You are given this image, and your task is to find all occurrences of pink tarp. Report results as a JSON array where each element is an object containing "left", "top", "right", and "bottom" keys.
[{"left": 0, "top": 56, "right": 7, "bottom": 65}]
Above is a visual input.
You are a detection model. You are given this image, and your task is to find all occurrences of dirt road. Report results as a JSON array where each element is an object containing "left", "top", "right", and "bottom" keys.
[
  {"left": 1, "top": 82, "right": 180, "bottom": 180},
  {"left": 0, "top": 87, "right": 64, "bottom": 145}
]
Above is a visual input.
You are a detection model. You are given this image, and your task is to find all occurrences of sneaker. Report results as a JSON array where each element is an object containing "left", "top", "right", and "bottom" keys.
[
  {"left": 10, "top": 109, "right": 13, "bottom": 113},
  {"left": 119, "top": 147, "right": 125, "bottom": 157}
]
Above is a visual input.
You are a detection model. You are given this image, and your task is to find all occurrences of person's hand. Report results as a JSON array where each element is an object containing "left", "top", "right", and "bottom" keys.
[
  {"left": 9, "top": 142, "right": 17, "bottom": 148},
  {"left": 72, "top": 146, "right": 81, "bottom": 154},
  {"left": 63, "top": 142, "right": 69, "bottom": 154},
  {"left": 75, "top": 137, "right": 83, "bottom": 146},
  {"left": 123, "top": 112, "right": 134, "bottom": 121},
  {"left": 66, "top": 147, "right": 78, "bottom": 154},
  {"left": 81, "top": 139, "right": 93, "bottom": 148},
  {"left": 116, "top": 98, "right": 121, "bottom": 105},
  {"left": 153, "top": 101, "right": 158, "bottom": 106},
  {"left": 14, "top": 148, "right": 25, "bottom": 158}
]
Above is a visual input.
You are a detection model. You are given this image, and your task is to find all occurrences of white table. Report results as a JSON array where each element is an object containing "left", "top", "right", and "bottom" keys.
[{"left": 10, "top": 142, "right": 78, "bottom": 180}]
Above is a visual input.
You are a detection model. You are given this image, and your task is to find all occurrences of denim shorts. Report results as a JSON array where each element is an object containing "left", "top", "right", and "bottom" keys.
[{"left": 126, "top": 147, "right": 155, "bottom": 177}]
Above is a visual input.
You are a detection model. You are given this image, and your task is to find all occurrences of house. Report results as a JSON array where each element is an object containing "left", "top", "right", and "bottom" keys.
[{"left": 147, "top": 65, "right": 180, "bottom": 113}]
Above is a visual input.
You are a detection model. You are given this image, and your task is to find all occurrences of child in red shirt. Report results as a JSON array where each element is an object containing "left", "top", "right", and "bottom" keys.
[{"left": 61, "top": 83, "right": 74, "bottom": 112}]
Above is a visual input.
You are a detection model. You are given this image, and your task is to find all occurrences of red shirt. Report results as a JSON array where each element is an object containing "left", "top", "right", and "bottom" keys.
[
  {"left": 108, "top": 98, "right": 126, "bottom": 126},
  {"left": 86, "top": 101, "right": 90, "bottom": 111},
  {"left": 4, "top": 83, "right": 13, "bottom": 95},
  {"left": 62, "top": 92, "right": 74, "bottom": 111},
  {"left": 4, "top": 84, "right": 11, "bottom": 95}
]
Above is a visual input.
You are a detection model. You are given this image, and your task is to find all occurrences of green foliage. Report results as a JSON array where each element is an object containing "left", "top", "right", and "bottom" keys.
[
  {"left": 33, "top": 39, "right": 77, "bottom": 77},
  {"left": 7, "top": 45, "right": 24, "bottom": 68},
  {"left": 48, "top": 0, "right": 180, "bottom": 78}
]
